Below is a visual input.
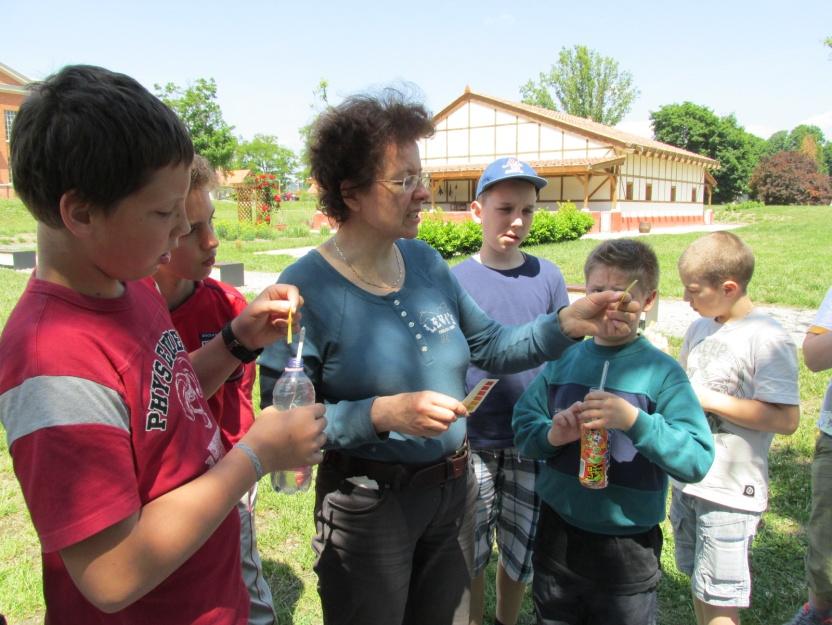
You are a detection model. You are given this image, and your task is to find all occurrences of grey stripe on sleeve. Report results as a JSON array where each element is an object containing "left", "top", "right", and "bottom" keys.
[{"left": 1, "top": 375, "right": 130, "bottom": 447}]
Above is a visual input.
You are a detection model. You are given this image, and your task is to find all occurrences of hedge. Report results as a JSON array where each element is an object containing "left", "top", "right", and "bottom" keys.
[{"left": 417, "top": 202, "right": 594, "bottom": 258}]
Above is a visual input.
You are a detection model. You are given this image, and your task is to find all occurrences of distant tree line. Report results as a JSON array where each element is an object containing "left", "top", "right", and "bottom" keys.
[
  {"left": 155, "top": 79, "right": 302, "bottom": 192},
  {"left": 157, "top": 38, "right": 832, "bottom": 206},
  {"left": 521, "top": 43, "right": 832, "bottom": 205}
]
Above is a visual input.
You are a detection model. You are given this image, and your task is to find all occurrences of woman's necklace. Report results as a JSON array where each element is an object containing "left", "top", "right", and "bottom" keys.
[{"left": 331, "top": 237, "right": 403, "bottom": 290}]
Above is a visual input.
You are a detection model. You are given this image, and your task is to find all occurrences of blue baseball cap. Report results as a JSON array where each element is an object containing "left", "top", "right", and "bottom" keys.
[{"left": 475, "top": 157, "right": 547, "bottom": 197}]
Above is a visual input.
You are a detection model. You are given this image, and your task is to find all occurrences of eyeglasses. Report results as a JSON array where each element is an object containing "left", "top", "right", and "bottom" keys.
[{"left": 375, "top": 173, "right": 430, "bottom": 194}]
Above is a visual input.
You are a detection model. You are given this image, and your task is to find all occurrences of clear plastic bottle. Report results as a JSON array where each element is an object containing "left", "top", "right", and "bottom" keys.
[{"left": 270, "top": 357, "right": 315, "bottom": 494}]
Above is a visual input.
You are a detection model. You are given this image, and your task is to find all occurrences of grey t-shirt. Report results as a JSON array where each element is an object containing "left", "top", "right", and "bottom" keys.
[{"left": 671, "top": 311, "right": 800, "bottom": 512}]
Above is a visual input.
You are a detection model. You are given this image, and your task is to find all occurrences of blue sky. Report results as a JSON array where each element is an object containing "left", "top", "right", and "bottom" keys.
[{"left": 5, "top": 0, "right": 831, "bottom": 153}]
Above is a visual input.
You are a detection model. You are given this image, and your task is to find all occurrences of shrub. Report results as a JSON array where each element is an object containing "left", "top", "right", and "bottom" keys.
[
  {"left": 418, "top": 216, "right": 481, "bottom": 258},
  {"left": 238, "top": 222, "right": 258, "bottom": 241},
  {"left": 214, "top": 219, "right": 236, "bottom": 240},
  {"left": 286, "top": 224, "right": 310, "bottom": 238},
  {"left": 750, "top": 151, "right": 832, "bottom": 205},
  {"left": 320, "top": 225, "right": 331, "bottom": 237},
  {"left": 724, "top": 200, "right": 765, "bottom": 212},
  {"left": 524, "top": 202, "right": 593, "bottom": 246},
  {"left": 255, "top": 223, "right": 276, "bottom": 240},
  {"left": 418, "top": 202, "right": 593, "bottom": 259}
]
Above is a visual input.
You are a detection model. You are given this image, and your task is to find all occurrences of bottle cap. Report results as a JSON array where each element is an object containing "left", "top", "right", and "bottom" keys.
[{"left": 286, "top": 357, "right": 304, "bottom": 369}]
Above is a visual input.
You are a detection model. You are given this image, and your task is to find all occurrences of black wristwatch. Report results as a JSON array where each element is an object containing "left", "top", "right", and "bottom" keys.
[{"left": 221, "top": 322, "right": 263, "bottom": 363}]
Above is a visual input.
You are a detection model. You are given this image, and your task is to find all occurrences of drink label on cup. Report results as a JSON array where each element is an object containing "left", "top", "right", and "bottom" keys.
[{"left": 462, "top": 379, "right": 499, "bottom": 413}]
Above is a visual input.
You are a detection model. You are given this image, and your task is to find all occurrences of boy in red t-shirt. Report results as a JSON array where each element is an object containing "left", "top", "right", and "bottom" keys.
[
  {"left": 154, "top": 155, "right": 275, "bottom": 624},
  {"left": 0, "top": 65, "right": 326, "bottom": 625}
]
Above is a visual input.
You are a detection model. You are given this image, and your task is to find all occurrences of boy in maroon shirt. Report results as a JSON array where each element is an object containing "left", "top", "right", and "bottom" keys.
[
  {"left": 154, "top": 155, "right": 275, "bottom": 624},
  {"left": 0, "top": 65, "right": 325, "bottom": 625}
]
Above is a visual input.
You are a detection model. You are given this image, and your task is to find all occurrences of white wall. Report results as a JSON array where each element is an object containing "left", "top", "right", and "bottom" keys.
[{"left": 423, "top": 101, "right": 617, "bottom": 165}]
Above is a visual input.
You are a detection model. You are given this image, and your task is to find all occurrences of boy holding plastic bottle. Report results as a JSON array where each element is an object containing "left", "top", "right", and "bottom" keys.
[
  {"left": 0, "top": 64, "right": 325, "bottom": 625},
  {"left": 153, "top": 155, "right": 275, "bottom": 624}
]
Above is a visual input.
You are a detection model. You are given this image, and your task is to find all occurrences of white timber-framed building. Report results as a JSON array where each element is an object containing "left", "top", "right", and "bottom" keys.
[{"left": 420, "top": 88, "right": 719, "bottom": 232}]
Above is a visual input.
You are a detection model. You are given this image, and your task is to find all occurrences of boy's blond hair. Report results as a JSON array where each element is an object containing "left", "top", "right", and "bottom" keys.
[
  {"left": 190, "top": 154, "right": 217, "bottom": 193},
  {"left": 678, "top": 231, "right": 755, "bottom": 291}
]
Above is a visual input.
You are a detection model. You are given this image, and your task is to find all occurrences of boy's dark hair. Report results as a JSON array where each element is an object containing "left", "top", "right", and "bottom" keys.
[
  {"left": 678, "top": 231, "right": 755, "bottom": 290},
  {"left": 584, "top": 238, "right": 660, "bottom": 293},
  {"left": 11, "top": 65, "right": 193, "bottom": 228},
  {"left": 310, "top": 87, "right": 434, "bottom": 223},
  {"left": 190, "top": 154, "right": 217, "bottom": 193}
]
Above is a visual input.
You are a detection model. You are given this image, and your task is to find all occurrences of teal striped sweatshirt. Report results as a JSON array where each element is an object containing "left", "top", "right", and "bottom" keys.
[{"left": 513, "top": 336, "right": 714, "bottom": 535}]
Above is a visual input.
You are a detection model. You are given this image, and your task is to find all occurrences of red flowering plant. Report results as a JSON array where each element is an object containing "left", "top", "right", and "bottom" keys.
[{"left": 246, "top": 173, "right": 281, "bottom": 224}]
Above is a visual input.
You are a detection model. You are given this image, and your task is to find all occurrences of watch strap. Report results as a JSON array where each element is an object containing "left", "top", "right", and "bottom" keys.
[{"left": 221, "top": 322, "right": 263, "bottom": 363}]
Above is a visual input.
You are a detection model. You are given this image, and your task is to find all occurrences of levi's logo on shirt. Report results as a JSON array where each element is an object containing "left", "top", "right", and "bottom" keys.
[{"left": 419, "top": 304, "right": 457, "bottom": 335}]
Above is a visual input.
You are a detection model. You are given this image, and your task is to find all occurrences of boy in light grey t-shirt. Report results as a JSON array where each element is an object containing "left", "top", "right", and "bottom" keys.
[{"left": 670, "top": 231, "right": 800, "bottom": 625}]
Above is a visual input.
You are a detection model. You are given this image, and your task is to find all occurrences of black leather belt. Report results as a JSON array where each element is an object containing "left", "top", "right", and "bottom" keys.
[{"left": 323, "top": 445, "right": 469, "bottom": 490}]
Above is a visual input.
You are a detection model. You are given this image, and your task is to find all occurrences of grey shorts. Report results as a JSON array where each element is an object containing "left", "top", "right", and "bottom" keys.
[
  {"left": 471, "top": 448, "right": 541, "bottom": 583},
  {"left": 670, "top": 488, "right": 761, "bottom": 607}
]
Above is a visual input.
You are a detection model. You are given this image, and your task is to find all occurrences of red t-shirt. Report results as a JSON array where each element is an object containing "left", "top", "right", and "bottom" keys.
[
  {"left": 169, "top": 278, "right": 255, "bottom": 450},
  {"left": 0, "top": 277, "right": 248, "bottom": 625}
]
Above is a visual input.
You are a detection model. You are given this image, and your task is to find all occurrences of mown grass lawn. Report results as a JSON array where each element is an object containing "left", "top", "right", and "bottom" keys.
[{"left": 0, "top": 201, "right": 830, "bottom": 623}]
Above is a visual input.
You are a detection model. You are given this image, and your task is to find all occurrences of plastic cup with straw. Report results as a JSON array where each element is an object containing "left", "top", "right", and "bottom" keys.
[{"left": 578, "top": 360, "right": 611, "bottom": 489}]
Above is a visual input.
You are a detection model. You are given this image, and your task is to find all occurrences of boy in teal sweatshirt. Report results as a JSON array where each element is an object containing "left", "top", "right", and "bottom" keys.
[{"left": 513, "top": 238, "right": 714, "bottom": 625}]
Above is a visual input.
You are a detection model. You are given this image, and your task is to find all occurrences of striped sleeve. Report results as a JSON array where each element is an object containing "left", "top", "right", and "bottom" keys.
[{"left": 2, "top": 375, "right": 139, "bottom": 552}]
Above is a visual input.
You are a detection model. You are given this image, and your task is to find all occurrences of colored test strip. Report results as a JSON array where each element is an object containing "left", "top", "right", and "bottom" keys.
[
  {"left": 462, "top": 378, "right": 499, "bottom": 413},
  {"left": 286, "top": 308, "right": 293, "bottom": 344}
]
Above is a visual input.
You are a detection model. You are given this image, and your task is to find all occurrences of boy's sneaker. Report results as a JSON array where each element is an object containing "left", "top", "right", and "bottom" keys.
[{"left": 784, "top": 603, "right": 832, "bottom": 625}]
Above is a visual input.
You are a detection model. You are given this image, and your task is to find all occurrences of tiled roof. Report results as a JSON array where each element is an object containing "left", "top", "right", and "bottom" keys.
[
  {"left": 216, "top": 169, "right": 250, "bottom": 186},
  {"left": 435, "top": 90, "right": 718, "bottom": 168},
  {"left": 0, "top": 62, "right": 31, "bottom": 87},
  {"left": 425, "top": 156, "right": 625, "bottom": 175}
]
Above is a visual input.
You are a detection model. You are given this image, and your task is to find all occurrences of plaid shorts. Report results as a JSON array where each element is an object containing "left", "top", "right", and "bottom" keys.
[{"left": 472, "top": 447, "right": 541, "bottom": 583}]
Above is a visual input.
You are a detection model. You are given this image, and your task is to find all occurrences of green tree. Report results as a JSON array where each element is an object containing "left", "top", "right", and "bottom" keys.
[
  {"left": 155, "top": 78, "right": 236, "bottom": 170},
  {"left": 763, "top": 125, "right": 828, "bottom": 174},
  {"left": 650, "top": 102, "right": 764, "bottom": 203},
  {"left": 763, "top": 130, "right": 790, "bottom": 156},
  {"left": 824, "top": 142, "right": 832, "bottom": 177},
  {"left": 297, "top": 79, "right": 330, "bottom": 185},
  {"left": 233, "top": 134, "right": 298, "bottom": 191},
  {"left": 520, "top": 45, "right": 639, "bottom": 125},
  {"left": 791, "top": 125, "right": 827, "bottom": 173}
]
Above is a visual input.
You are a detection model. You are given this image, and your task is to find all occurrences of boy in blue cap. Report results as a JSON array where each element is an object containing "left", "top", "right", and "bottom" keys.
[{"left": 453, "top": 157, "right": 570, "bottom": 625}]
